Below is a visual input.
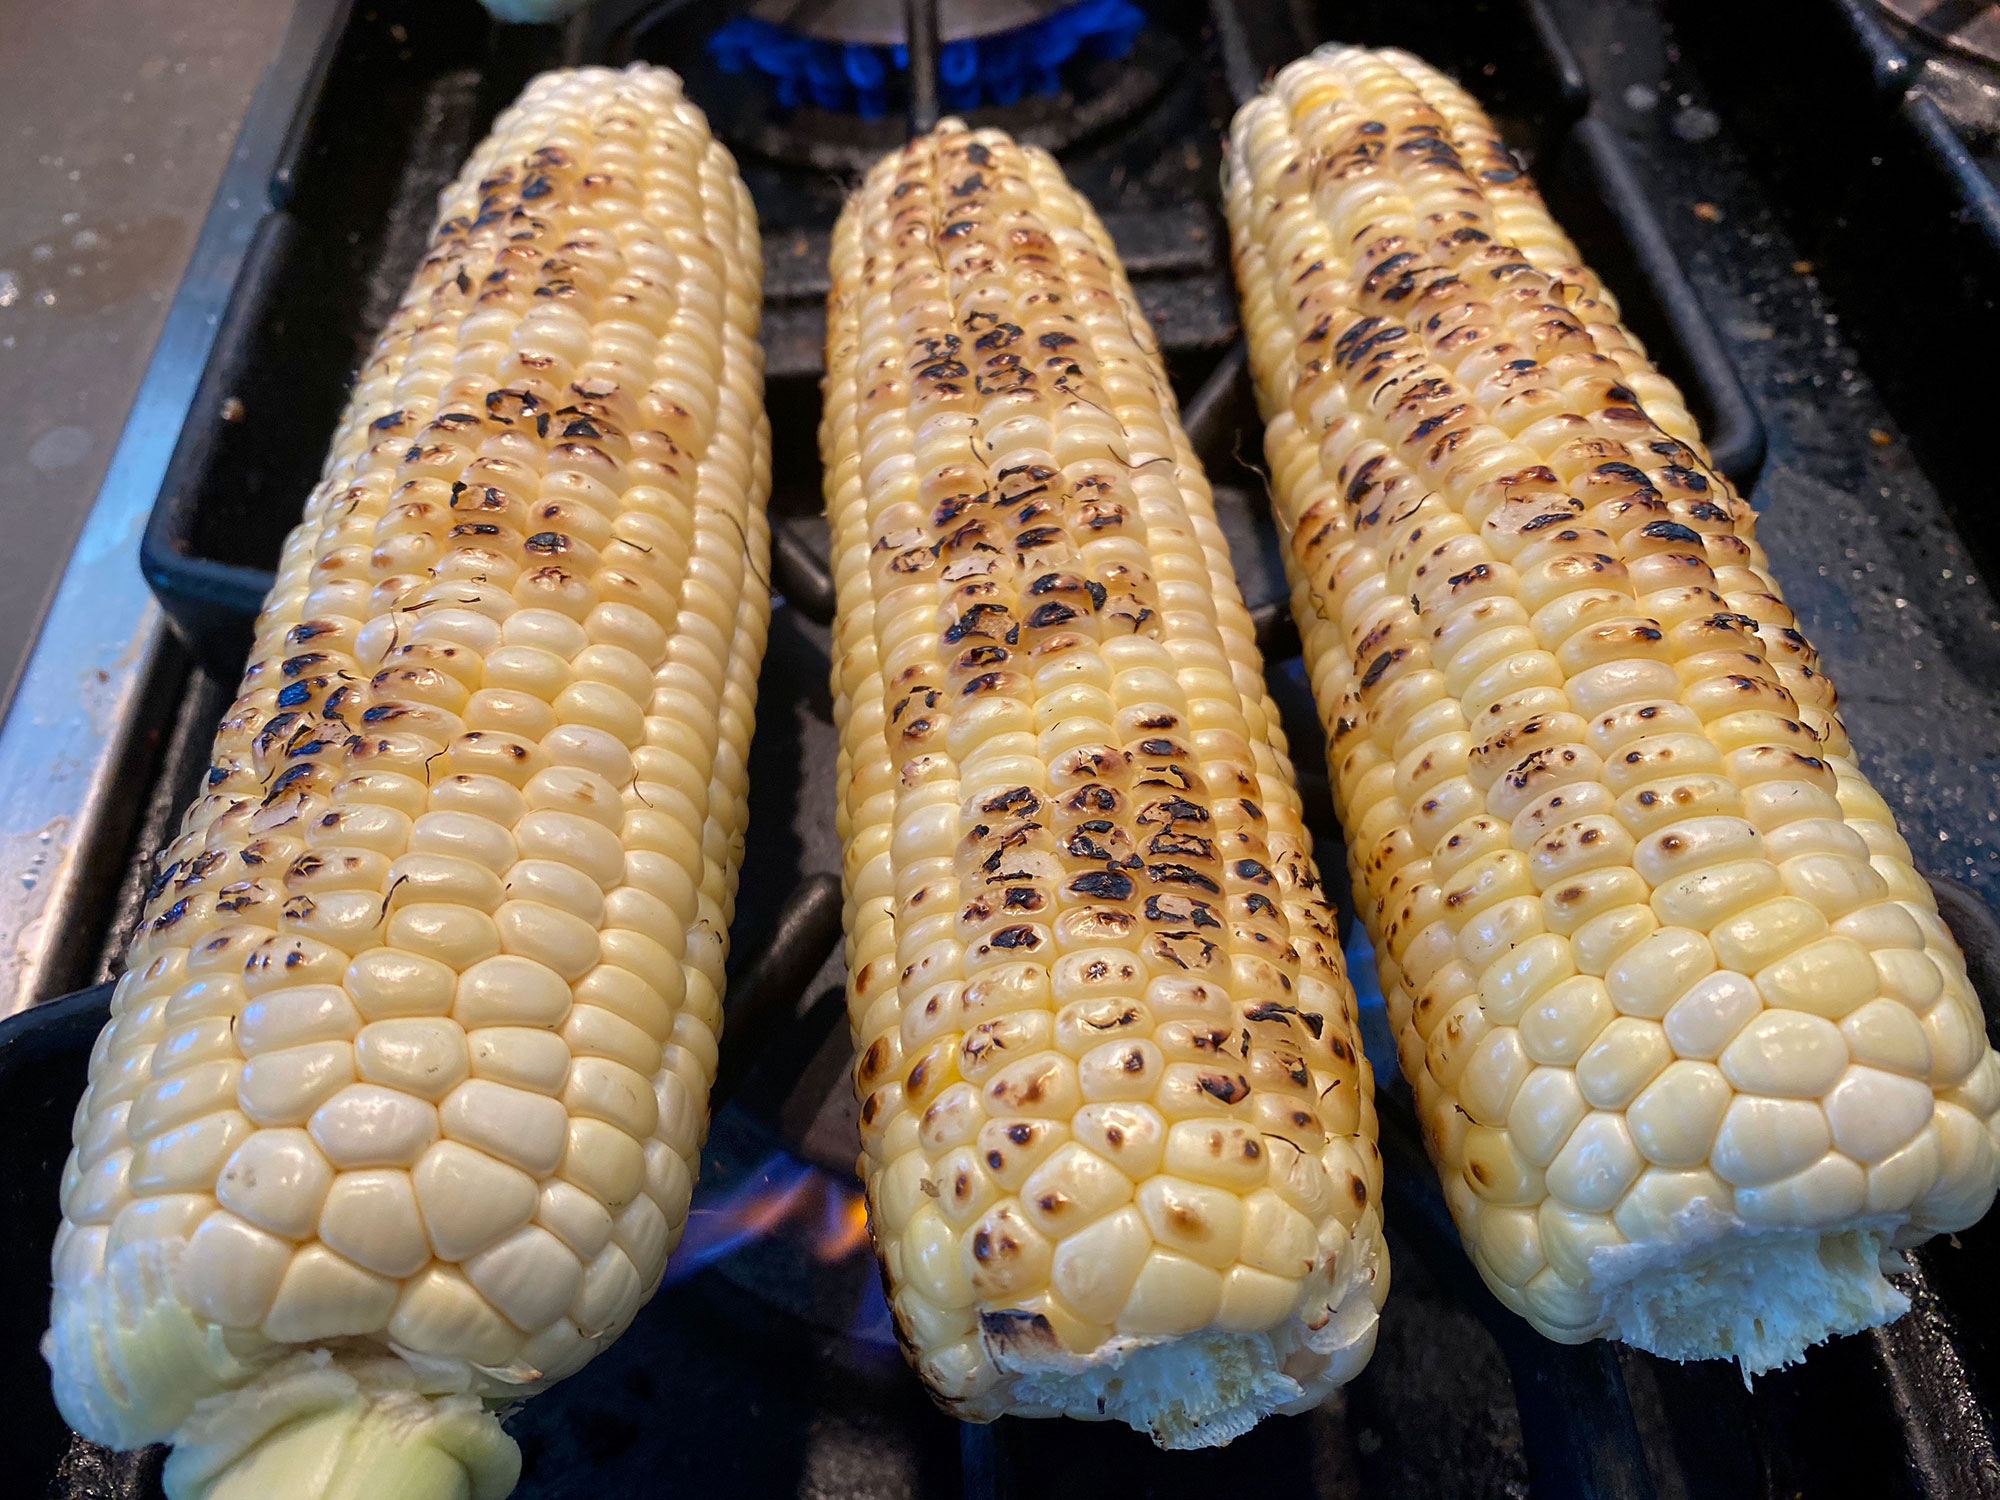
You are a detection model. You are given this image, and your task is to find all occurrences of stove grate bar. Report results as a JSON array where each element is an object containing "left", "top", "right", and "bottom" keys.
[
  {"left": 905, "top": 0, "right": 942, "bottom": 129},
  {"left": 713, "top": 873, "right": 847, "bottom": 1110},
  {"left": 773, "top": 524, "right": 839, "bottom": 626},
  {"left": 1204, "top": 0, "right": 1263, "bottom": 107},
  {"left": 959, "top": 1422, "right": 1013, "bottom": 1500},
  {"left": 1869, "top": 1255, "right": 2000, "bottom": 1500}
]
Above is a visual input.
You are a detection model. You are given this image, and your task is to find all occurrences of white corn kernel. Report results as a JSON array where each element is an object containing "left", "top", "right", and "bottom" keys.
[
  {"left": 308, "top": 1084, "right": 439, "bottom": 1168},
  {"left": 462, "top": 1226, "right": 585, "bottom": 1333},
  {"left": 317, "top": 1170, "right": 431, "bottom": 1278},
  {"left": 411, "top": 1141, "right": 537, "bottom": 1263},
  {"left": 1119, "top": 1251, "right": 1224, "bottom": 1336},
  {"left": 259, "top": 1243, "right": 398, "bottom": 1343},
  {"left": 440, "top": 1079, "right": 568, "bottom": 1175},
  {"left": 353, "top": 1018, "right": 469, "bottom": 1102},
  {"left": 215, "top": 1129, "right": 333, "bottom": 1240},
  {"left": 180, "top": 1210, "right": 292, "bottom": 1328},
  {"left": 1822, "top": 1067, "right": 1935, "bottom": 1164},
  {"left": 1717, "top": 1011, "right": 1848, "bottom": 1099},
  {"left": 389, "top": 1265, "right": 526, "bottom": 1366}
]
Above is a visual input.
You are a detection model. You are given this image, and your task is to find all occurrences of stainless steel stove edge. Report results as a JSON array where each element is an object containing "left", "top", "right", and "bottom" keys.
[{"left": 0, "top": 0, "right": 354, "bottom": 1020}]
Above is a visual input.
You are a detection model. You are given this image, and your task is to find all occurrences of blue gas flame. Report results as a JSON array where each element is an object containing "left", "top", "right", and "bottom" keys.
[
  {"left": 662, "top": 1145, "right": 896, "bottom": 1346},
  {"left": 709, "top": 0, "right": 1146, "bottom": 118}
]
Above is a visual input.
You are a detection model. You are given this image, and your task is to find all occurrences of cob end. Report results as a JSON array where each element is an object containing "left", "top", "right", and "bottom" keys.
[
  {"left": 1006, "top": 1330, "right": 1300, "bottom": 1450},
  {"left": 992, "top": 1216, "right": 1385, "bottom": 1448},
  {"left": 44, "top": 1237, "right": 255, "bottom": 1453},
  {"left": 1600, "top": 1225, "right": 1907, "bottom": 1376},
  {"left": 46, "top": 1240, "right": 518, "bottom": 1500},
  {"left": 159, "top": 1351, "right": 519, "bottom": 1500}
]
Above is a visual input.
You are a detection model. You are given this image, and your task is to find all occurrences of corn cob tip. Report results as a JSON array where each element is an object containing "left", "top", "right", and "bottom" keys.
[
  {"left": 1224, "top": 45, "right": 2000, "bottom": 1376},
  {"left": 162, "top": 1353, "right": 522, "bottom": 1500},
  {"left": 826, "top": 118, "right": 1387, "bottom": 1444}
]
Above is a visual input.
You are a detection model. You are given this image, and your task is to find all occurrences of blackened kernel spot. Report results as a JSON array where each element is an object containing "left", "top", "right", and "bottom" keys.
[
  {"left": 1068, "top": 870, "right": 1135, "bottom": 901},
  {"left": 1198, "top": 1073, "right": 1251, "bottom": 1105}
]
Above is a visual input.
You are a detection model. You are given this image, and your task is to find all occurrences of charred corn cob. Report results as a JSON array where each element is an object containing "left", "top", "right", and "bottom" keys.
[
  {"left": 824, "top": 121, "right": 1388, "bottom": 1446},
  {"left": 43, "top": 64, "right": 769, "bottom": 1499},
  {"left": 1226, "top": 45, "right": 2000, "bottom": 1371}
]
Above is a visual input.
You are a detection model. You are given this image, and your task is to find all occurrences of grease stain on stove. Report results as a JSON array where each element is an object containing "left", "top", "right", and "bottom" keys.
[
  {"left": 0, "top": 816, "right": 71, "bottom": 1010},
  {"left": 801, "top": 1412, "right": 923, "bottom": 1500},
  {"left": 28, "top": 426, "right": 91, "bottom": 471},
  {"left": 0, "top": 213, "right": 189, "bottom": 317}
]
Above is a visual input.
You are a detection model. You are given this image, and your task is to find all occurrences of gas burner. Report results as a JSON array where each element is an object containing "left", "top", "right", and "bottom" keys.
[
  {"left": 675, "top": 874, "right": 894, "bottom": 1348},
  {"left": 20, "top": 0, "right": 2000, "bottom": 1494},
  {"left": 675, "top": 1113, "right": 892, "bottom": 1350},
  {"left": 700, "top": 36, "right": 1176, "bottom": 168},
  {"left": 688, "top": 1, "right": 1165, "bottom": 165},
  {"left": 713, "top": 0, "right": 1143, "bottom": 116}
]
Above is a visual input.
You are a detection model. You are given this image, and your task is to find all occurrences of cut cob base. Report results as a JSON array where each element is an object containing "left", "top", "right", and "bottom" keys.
[
  {"left": 161, "top": 1352, "right": 521, "bottom": 1500},
  {"left": 823, "top": 121, "right": 1388, "bottom": 1446},
  {"left": 44, "top": 63, "right": 770, "bottom": 1498},
  {"left": 1598, "top": 1223, "right": 1902, "bottom": 1371},
  {"left": 1226, "top": 45, "right": 2000, "bottom": 1372}
]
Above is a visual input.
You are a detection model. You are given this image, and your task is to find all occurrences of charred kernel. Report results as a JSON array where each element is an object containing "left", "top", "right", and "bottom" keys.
[
  {"left": 1197, "top": 1073, "right": 1250, "bottom": 1105},
  {"left": 1067, "top": 870, "right": 1135, "bottom": 901}
]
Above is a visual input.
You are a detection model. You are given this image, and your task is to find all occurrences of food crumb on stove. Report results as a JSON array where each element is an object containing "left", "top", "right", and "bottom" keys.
[
  {"left": 219, "top": 396, "right": 244, "bottom": 421},
  {"left": 1791, "top": 258, "right": 1814, "bottom": 274},
  {"left": 1870, "top": 427, "right": 1893, "bottom": 446},
  {"left": 1673, "top": 105, "right": 1720, "bottom": 141},
  {"left": 1692, "top": 201, "right": 1722, "bottom": 222}
]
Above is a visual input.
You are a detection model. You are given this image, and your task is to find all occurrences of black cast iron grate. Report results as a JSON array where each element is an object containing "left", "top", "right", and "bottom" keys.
[{"left": 7, "top": 0, "right": 2000, "bottom": 1496}]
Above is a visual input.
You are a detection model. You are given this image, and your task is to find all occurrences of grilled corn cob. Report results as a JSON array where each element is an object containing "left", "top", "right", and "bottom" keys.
[
  {"left": 824, "top": 121, "right": 1387, "bottom": 1446},
  {"left": 43, "top": 64, "right": 769, "bottom": 1499},
  {"left": 1225, "top": 45, "right": 2000, "bottom": 1371}
]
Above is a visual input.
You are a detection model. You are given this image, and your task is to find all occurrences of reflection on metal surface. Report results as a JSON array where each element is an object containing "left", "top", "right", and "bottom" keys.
[
  {"left": 0, "top": 0, "right": 349, "bottom": 1019},
  {"left": 748, "top": 0, "right": 1068, "bottom": 46},
  {"left": 0, "top": 815, "right": 74, "bottom": 1013},
  {"left": 1880, "top": 0, "right": 2000, "bottom": 67},
  {"left": 1918, "top": 54, "right": 2000, "bottom": 145}
]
